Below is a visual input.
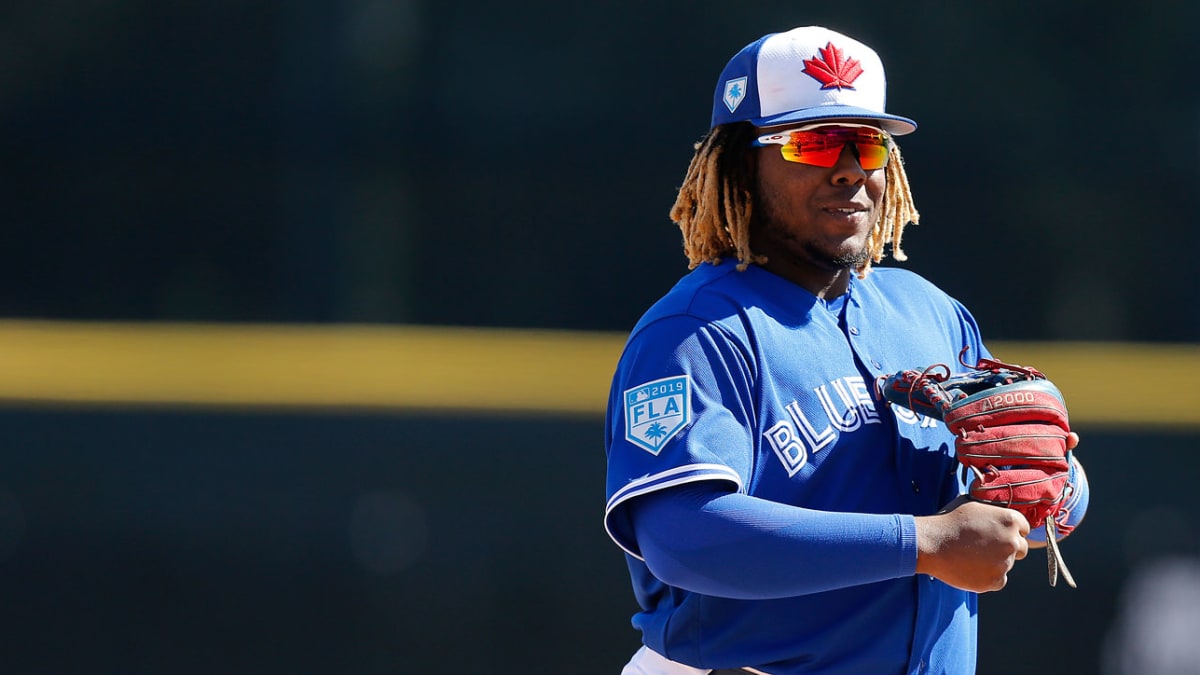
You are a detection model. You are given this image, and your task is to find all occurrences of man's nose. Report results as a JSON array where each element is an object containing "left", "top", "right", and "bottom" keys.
[{"left": 830, "top": 143, "right": 867, "bottom": 186}]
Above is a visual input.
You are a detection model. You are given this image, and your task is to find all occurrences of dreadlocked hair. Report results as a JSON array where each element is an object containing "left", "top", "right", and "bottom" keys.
[
  {"left": 669, "top": 123, "right": 761, "bottom": 271},
  {"left": 669, "top": 122, "right": 920, "bottom": 277}
]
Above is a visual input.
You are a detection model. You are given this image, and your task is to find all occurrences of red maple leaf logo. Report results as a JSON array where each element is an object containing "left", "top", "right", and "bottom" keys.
[{"left": 802, "top": 42, "right": 864, "bottom": 90}]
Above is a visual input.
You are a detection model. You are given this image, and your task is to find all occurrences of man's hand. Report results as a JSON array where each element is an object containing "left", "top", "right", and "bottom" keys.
[{"left": 914, "top": 497, "right": 1030, "bottom": 593}]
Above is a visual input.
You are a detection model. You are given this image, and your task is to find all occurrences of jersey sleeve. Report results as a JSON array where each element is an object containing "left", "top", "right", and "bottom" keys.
[
  {"left": 631, "top": 483, "right": 918, "bottom": 598},
  {"left": 604, "top": 315, "right": 757, "bottom": 558}
]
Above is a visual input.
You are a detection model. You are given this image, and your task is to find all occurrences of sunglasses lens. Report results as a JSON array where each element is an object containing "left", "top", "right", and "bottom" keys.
[
  {"left": 775, "top": 128, "right": 890, "bottom": 170},
  {"left": 779, "top": 136, "right": 843, "bottom": 167},
  {"left": 854, "top": 140, "right": 890, "bottom": 170}
]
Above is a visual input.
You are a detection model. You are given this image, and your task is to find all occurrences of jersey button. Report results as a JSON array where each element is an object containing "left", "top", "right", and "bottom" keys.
[
  {"left": 911, "top": 480, "right": 920, "bottom": 493},
  {"left": 848, "top": 326, "right": 860, "bottom": 335}
]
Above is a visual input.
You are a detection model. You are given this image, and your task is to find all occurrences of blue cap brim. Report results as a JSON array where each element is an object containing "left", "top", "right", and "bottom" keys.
[{"left": 752, "top": 105, "right": 917, "bottom": 136}]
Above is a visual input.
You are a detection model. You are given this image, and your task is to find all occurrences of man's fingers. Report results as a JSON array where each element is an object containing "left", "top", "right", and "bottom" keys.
[{"left": 1014, "top": 536, "right": 1029, "bottom": 561}]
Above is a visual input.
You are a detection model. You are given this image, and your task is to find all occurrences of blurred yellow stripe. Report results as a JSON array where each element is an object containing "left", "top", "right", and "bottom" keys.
[
  {"left": 988, "top": 341, "right": 1200, "bottom": 429},
  {"left": 0, "top": 320, "right": 1195, "bottom": 428},
  {"left": 0, "top": 321, "right": 621, "bottom": 415}
]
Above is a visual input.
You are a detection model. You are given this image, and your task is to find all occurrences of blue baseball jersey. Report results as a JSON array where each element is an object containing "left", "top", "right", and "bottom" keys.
[{"left": 604, "top": 262, "right": 991, "bottom": 674}]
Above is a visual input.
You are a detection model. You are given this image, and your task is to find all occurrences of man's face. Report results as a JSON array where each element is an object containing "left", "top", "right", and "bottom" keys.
[{"left": 750, "top": 123, "right": 887, "bottom": 283}]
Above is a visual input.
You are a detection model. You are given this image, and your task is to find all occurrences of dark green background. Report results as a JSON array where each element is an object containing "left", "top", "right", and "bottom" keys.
[
  {"left": 3, "top": 1, "right": 1197, "bottom": 340},
  {"left": 0, "top": 410, "right": 1193, "bottom": 674},
  {"left": 1, "top": 2, "right": 1197, "bottom": 673}
]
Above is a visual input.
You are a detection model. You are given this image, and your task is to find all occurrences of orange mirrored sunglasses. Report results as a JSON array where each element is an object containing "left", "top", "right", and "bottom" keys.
[{"left": 752, "top": 123, "right": 892, "bottom": 170}]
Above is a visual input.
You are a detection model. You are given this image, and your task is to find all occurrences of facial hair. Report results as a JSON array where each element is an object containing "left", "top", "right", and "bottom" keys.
[{"left": 826, "top": 245, "right": 871, "bottom": 269}]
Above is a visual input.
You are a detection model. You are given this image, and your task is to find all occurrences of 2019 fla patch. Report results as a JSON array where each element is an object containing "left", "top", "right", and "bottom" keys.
[{"left": 624, "top": 376, "right": 691, "bottom": 455}]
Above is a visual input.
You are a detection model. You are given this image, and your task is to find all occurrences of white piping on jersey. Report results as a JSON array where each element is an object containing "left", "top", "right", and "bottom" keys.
[{"left": 604, "top": 463, "right": 744, "bottom": 559}]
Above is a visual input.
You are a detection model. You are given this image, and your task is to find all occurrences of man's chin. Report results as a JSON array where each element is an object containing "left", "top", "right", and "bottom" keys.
[{"left": 825, "top": 247, "right": 871, "bottom": 269}]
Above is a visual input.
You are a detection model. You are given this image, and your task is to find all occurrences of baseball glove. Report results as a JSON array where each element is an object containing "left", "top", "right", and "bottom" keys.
[{"left": 877, "top": 349, "right": 1077, "bottom": 588}]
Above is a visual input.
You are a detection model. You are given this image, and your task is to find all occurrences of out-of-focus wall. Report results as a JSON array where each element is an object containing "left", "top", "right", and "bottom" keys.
[
  {"left": 0, "top": 408, "right": 1193, "bottom": 675},
  {"left": 1, "top": 2, "right": 1198, "bottom": 673},
  {"left": 1, "top": 1, "right": 1197, "bottom": 340},
  {"left": 0, "top": 324, "right": 1194, "bottom": 673}
]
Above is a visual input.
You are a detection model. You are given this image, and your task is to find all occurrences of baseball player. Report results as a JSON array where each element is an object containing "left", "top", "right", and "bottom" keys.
[{"left": 603, "top": 26, "right": 1090, "bottom": 674}]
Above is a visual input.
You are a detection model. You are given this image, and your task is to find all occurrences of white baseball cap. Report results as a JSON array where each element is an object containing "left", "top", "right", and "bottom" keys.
[{"left": 710, "top": 26, "right": 917, "bottom": 135}]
